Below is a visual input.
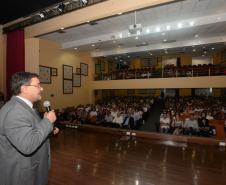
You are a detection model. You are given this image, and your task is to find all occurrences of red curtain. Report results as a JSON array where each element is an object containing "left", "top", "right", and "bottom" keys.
[{"left": 6, "top": 29, "right": 25, "bottom": 98}]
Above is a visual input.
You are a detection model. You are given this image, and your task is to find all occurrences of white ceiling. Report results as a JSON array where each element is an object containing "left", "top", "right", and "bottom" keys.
[{"left": 40, "top": 0, "right": 226, "bottom": 58}]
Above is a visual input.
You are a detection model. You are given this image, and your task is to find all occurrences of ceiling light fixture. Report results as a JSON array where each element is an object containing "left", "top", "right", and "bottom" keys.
[
  {"left": 38, "top": 12, "right": 45, "bottom": 18},
  {"left": 177, "top": 23, "right": 182, "bottom": 28},
  {"left": 189, "top": 21, "right": 194, "bottom": 26},
  {"left": 166, "top": 25, "right": 171, "bottom": 30},
  {"left": 81, "top": 0, "right": 88, "bottom": 5},
  {"left": 194, "top": 34, "right": 199, "bottom": 38},
  {"left": 57, "top": 3, "right": 65, "bottom": 13},
  {"left": 156, "top": 27, "right": 160, "bottom": 32}
]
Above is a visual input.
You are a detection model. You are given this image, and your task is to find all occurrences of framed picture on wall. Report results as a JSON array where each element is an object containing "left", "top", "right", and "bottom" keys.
[
  {"left": 39, "top": 65, "right": 51, "bottom": 84},
  {"left": 63, "top": 79, "right": 73, "bottom": 94},
  {"left": 95, "top": 64, "right": 101, "bottom": 74},
  {"left": 80, "top": 63, "right": 88, "bottom": 76},
  {"left": 63, "top": 65, "right": 73, "bottom": 79},
  {"left": 51, "top": 67, "right": 58, "bottom": 76},
  {"left": 101, "top": 61, "right": 105, "bottom": 71},
  {"left": 73, "top": 73, "right": 81, "bottom": 87},
  {"left": 76, "top": 68, "right": 81, "bottom": 75}
]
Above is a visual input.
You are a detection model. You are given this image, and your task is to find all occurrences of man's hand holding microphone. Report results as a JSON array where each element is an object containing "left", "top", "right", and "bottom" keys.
[{"left": 43, "top": 101, "right": 59, "bottom": 135}]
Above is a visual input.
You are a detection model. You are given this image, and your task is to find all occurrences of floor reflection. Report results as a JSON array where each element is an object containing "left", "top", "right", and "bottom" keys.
[{"left": 48, "top": 128, "right": 226, "bottom": 185}]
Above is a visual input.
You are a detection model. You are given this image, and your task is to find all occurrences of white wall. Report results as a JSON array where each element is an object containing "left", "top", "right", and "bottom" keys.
[
  {"left": 162, "top": 58, "right": 177, "bottom": 67},
  {"left": 192, "top": 56, "right": 212, "bottom": 65}
]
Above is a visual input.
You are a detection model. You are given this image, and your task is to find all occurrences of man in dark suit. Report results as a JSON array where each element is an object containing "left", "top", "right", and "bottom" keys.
[{"left": 0, "top": 72, "right": 58, "bottom": 185}]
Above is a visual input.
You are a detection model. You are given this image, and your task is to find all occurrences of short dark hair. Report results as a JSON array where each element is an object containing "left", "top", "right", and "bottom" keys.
[{"left": 11, "top": 72, "right": 39, "bottom": 95}]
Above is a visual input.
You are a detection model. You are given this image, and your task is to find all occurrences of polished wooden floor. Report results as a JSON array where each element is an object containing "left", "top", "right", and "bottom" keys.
[{"left": 48, "top": 128, "right": 226, "bottom": 185}]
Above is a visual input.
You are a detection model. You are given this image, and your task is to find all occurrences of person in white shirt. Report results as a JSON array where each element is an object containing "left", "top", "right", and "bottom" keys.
[
  {"left": 112, "top": 112, "right": 124, "bottom": 128},
  {"left": 160, "top": 112, "right": 171, "bottom": 133}
]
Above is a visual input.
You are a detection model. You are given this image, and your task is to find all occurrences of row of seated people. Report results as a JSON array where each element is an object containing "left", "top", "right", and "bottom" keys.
[
  {"left": 159, "top": 96, "right": 226, "bottom": 137},
  {"left": 57, "top": 96, "right": 154, "bottom": 130},
  {"left": 159, "top": 112, "right": 215, "bottom": 136},
  {"left": 96, "top": 64, "right": 226, "bottom": 80}
]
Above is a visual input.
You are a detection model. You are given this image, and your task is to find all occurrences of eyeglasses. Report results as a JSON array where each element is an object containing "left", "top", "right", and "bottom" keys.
[{"left": 26, "top": 84, "right": 43, "bottom": 89}]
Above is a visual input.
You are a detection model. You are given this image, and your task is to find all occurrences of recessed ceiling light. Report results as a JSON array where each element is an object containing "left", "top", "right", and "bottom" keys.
[
  {"left": 74, "top": 47, "right": 78, "bottom": 50},
  {"left": 162, "top": 32, "right": 166, "bottom": 36},
  {"left": 86, "top": 20, "right": 90, "bottom": 23},
  {"left": 119, "top": 33, "right": 123, "bottom": 38},
  {"left": 202, "top": 54, "right": 205, "bottom": 57},
  {"left": 166, "top": 25, "right": 171, "bottom": 30},
  {"left": 189, "top": 21, "right": 194, "bottom": 26},
  {"left": 177, "top": 23, "right": 182, "bottom": 28},
  {"left": 91, "top": 44, "right": 95, "bottom": 47},
  {"left": 163, "top": 39, "right": 167, "bottom": 42},
  {"left": 135, "top": 36, "right": 139, "bottom": 40},
  {"left": 146, "top": 28, "right": 150, "bottom": 33},
  {"left": 60, "top": 27, "right": 64, "bottom": 30},
  {"left": 194, "top": 34, "right": 199, "bottom": 38},
  {"left": 128, "top": 32, "right": 131, "bottom": 36},
  {"left": 192, "top": 49, "right": 196, "bottom": 52},
  {"left": 39, "top": 12, "right": 45, "bottom": 18},
  {"left": 156, "top": 27, "right": 160, "bottom": 32},
  {"left": 204, "top": 51, "right": 207, "bottom": 54},
  {"left": 211, "top": 47, "right": 215, "bottom": 50}
]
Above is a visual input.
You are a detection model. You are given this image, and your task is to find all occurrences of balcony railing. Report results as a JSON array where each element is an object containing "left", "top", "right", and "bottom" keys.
[{"left": 95, "top": 64, "right": 226, "bottom": 81}]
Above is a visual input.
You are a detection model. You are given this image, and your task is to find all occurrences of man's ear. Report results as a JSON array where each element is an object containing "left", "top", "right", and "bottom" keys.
[{"left": 20, "top": 85, "right": 26, "bottom": 94}]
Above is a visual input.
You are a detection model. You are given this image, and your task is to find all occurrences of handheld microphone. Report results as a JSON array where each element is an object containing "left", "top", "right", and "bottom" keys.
[{"left": 43, "top": 101, "right": 51, "bottom": 112}]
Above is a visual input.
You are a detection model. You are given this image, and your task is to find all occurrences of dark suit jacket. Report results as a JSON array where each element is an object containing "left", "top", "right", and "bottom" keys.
[{"left": 0, "top": 96, "right": 53, "bottom": 185}]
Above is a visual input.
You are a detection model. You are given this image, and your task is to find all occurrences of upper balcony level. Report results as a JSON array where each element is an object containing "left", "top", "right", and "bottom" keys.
[
  {"left": 95, "top": 64, "right": 226, "bottom": 81},
  {"left": 91, "top": 63, "right": 226, "bottom": 90}
]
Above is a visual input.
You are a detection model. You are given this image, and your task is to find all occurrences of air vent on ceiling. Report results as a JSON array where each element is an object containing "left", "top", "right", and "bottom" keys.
[
  {"left": 162, "top": 40, "right": 176, "bottom": 44},
  {"left": 136, "top": 43, "right": 149, "bottom": 47},
  {"left": 57, "top": 29, "right": 66, "bottom": 33},
  {"left": 89, "top": 21, "right": 98, "bottom": 26}
]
